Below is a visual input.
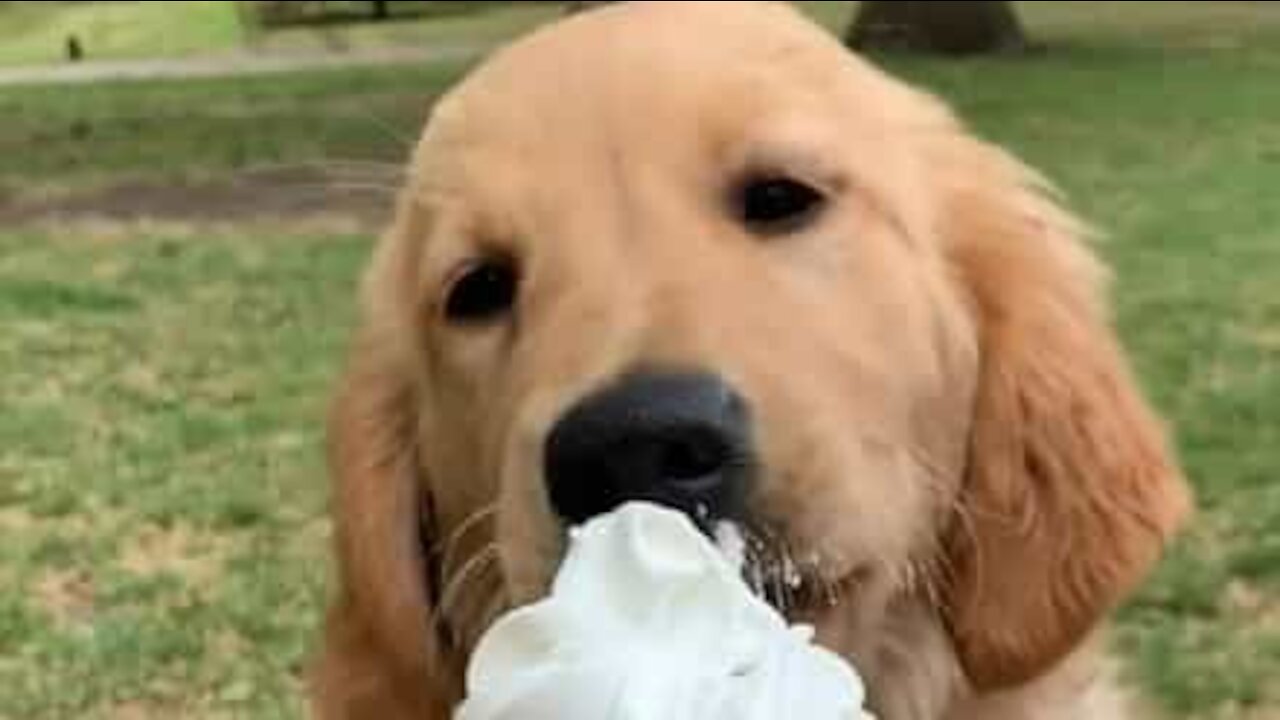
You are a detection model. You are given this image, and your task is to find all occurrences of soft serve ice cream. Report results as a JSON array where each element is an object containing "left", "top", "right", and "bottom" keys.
[{"left": 455, "top": 501, "right": 875, "bottom": 720}]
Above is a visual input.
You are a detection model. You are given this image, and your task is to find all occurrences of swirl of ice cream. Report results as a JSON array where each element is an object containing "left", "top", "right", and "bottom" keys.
[{"left": 455, "top": 501, "right": 874, "bottom": 720}]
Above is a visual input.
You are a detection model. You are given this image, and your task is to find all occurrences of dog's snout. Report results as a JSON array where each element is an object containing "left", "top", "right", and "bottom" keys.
[{"left": 544, "top": 371, "right": 753, "bottom": 530}]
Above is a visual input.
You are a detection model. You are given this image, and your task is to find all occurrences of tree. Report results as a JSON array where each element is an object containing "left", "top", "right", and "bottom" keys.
[
  {"left": 846, "top": 1, "right": 1028, "bottom": 56},
  {"left": 564, "top": 1, "right": 618, "bottom": 14}
]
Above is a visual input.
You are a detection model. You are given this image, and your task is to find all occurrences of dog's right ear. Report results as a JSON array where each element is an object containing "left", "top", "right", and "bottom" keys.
[
  {"left": 930, "top": 132, "right": 1193, "bottom": 692},
  {"left": 310, "top": 220, "right": 462, "bottom": 719}
]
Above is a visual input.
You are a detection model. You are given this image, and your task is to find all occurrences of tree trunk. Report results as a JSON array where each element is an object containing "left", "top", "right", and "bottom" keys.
[
  {"left": 564, "top": 1, "right": 618, "bottom": 14},
  {"left": 371, "top": 0, "right": 390, "bottom": 21},
  {"left": 847, "top": 1, "right": 1028, "bottom": 56}
]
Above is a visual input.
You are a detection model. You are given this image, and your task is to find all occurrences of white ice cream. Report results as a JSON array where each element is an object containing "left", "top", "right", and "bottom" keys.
[{"left": 455, "top": 501, "right": 874, "bottom": 720}]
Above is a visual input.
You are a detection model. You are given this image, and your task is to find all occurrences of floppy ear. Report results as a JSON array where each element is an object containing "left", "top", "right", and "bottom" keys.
[
  {"left": 934, "top": 136, "right": 1193, "bottom": 691},
  {"left": 310, "top": 225, "right": 462, "bottom": 719}
]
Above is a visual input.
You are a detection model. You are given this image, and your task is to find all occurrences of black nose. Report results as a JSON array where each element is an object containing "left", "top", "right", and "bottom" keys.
[{"left": 544, "top": 370, "right": 753, "bottom": 531}]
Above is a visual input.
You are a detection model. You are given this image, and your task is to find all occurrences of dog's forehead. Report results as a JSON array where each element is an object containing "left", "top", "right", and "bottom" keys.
[
  {"left": 413, "top": 1, "right": 956, "bottom": 170},
  {"left": 466, "top": 2, "right": 835, "bottom": 87},
  {"left": 422, "top": 2, "right": 849, "bottom": 147},
  {"left": 402, "top": 0, "right": 957, "bottom": 247}
]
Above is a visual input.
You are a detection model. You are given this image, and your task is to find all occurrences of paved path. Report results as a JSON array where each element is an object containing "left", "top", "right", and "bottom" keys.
[{"left": 0, "top": 45, "right": 481, "bottom": 86}]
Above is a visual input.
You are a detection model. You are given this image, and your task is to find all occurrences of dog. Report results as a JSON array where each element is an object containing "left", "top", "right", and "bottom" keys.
[{"left": 309, "top": 3, "right": 1192, "bottom": 719}]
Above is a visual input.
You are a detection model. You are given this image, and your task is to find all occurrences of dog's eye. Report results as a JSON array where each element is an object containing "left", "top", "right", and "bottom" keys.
[
  {"left": 443, "top": 257, "right": 519, "bottom": 325},
  {"left": 735, "top": 175, "right": 825, "bottom": 234}
]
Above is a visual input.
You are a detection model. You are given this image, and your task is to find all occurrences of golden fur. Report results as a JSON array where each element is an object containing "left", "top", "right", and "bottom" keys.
[{"left": 309, "top": 3, "right": 1192, "bottom": 719}]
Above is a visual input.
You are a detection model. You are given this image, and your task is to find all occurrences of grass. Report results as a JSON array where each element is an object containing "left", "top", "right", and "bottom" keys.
[
  {"left": 0, "top": 1, "right": 851, "bottom": 192},
  {"left": 0, "top": 1, "right": 565, "bottom": 68},
  {"left": 0, "top": 1, "right": 246, "bottom": 66},
  {"left": 0, "top": 61, "right": 466, "bottom": 190},
  {"left": 0, "top": 224, "right": 363, "bottom": 719},
  {"left": 2, "top": 2, "right": 1280, "bottom": 718},
  {"left": 245, "top": 2, "right": 563, "bottom": 56}
]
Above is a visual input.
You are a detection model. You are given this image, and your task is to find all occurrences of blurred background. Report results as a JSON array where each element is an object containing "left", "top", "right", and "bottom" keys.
[{"left": 1, "top": 2, "right": 1277, "bottom": 718}]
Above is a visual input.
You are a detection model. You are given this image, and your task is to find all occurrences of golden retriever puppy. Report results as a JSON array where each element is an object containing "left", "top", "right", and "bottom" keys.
[{"left": 309, "top": 3, "right": 1192, "bottom": 719}]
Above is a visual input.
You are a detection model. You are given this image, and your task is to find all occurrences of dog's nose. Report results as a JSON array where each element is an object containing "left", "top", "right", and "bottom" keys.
[{"left": 544, "top": 370, "right": 753, "bottom": 531}]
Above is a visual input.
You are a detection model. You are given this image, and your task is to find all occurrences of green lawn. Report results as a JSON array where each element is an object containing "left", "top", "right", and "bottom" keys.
[
  {"left": 247, "top": 2, "right": 563, "bottom": 56},
  {"left": 2, "top": 2, "right": 1280, "bottom": 719},
  {"left": 0, "top": 1, "right": 838, "bottom": 68},
  {"left": 0, "top": 1, "right": 246, "bottom": 66},
  {"left": 0, "top": 61, "right": 467, "bottom": 191},
  {"left": 0, "top": 1, "right": 564, "bottom": 67}
]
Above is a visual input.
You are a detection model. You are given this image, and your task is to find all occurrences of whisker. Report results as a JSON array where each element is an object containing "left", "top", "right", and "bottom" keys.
[
  {"left": 228, "top": 156, "right": 412, "bottom": 204},
  {"left": 794, "top": 541, "right": 843, "bottom": 610},
  {"left": 321, "top": 181, "right": 406, "bottom": 198},
  {"left": 737, "top": 518, "right": 861, "bottom": 615},
  {"left": 820, "top": 570, "right": 843, "bottom": 608},
  {"left": 472, "top": 576, "right": 512, "bottom": 641},
  {"left": 437, "top": 504, "right": 500, "bottom": 575},
  {"left": 891, "top": 557, "right": 920, "bottom": 594},
  {"left": 235, "top": 157, "right": 405, "bottom": 176},
  {"left": 203, "top": 167, "right": 405, "bottom": 213},
  {"left": 883, "top": 438, "right": 980, "bottom": 608},
  {"left": 754, "top": 521, "right": 791, "bottom": 614},
  {"left": 934, "top": 495, "right": 979, "bottom": 598},
  {"left": 337, "top": 107, "right": 421, "bottom": 152},
  {"left": 438, "top": 544, "right": 501, "bottom": 619},
  {"left": 779, "top": 534, "right": 803, "bottom": 615},
  {"left": 915, "top": 555, "right": 947, "bottom": 610},
  {"left": 744, "top": 521, "right": 773, "bottom": 599},
  {"left": 740, "top": 525, "right": 769, "bottom": 597},
  {"left": 228, "top": 180, "right": 375, "bottom": 198},
  {"left": 309, "top": 158, "right": 407, "bottom": 173}
]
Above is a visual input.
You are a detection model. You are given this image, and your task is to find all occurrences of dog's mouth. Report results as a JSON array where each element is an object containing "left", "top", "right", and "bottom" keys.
[
  {"left": 718, "top": 518, "right": 855, "bottom": 621},
  {"left": 418, "top": 492, "right": 859, "bottom": 653}
]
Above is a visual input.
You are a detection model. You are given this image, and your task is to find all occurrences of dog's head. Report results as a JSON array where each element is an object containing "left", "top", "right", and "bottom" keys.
[{"left": 321, "top": 1, "right": 1191, "bottom": 713}]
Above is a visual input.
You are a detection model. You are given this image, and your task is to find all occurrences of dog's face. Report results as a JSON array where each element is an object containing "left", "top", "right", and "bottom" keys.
[
  {"left": 415, "top": 0, "right": 979, "bottom": 627},
  {"left": 321, "top": 2, "right": 1191, "bottom": 715}
]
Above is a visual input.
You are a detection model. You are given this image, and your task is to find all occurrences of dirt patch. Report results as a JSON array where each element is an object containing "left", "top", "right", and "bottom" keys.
[
  {"left": 1230, "top": 322, "right": 1280, "bottom": 352},
  {"left": 0, "top": 504, "right": 111, "bottom": 536},
  {"left": 118, "top": 522, "right": 232, "bottom": 594},
  {"left": 0, "top": 506, "right": 39, "bottom": 533},
  {"left": 0, "top": 167, "right": 395, "bottom": 230},
  {"left": 34, "top": 568, "right": 96, "bottom": 626},
  {"left": 98, "top": 699, "right": 203, "bottom": 720},
  {"left": 1222, "top": 578, "right": 1280, "bottom": 632}
]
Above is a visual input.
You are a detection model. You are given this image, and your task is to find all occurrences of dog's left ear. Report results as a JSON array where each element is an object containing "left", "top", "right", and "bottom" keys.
[
  {"left": 932, "top": 133, "right": 1193, "bottom": 691},
  {"left": 310, "top": 201, "right": 464, "bottom": 719}
]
